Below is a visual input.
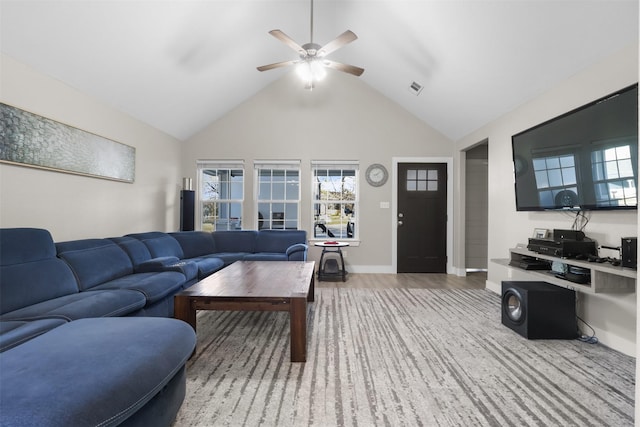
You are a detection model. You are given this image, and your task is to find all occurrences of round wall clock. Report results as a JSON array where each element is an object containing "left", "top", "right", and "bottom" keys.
[{"left": 365, "top": 163, "right": 388, "bottom": 187}]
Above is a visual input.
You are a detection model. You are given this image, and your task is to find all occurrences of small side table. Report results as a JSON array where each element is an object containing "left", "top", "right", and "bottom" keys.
[{"left": 314, "top": 242, "right": 349, "bottom": 282}]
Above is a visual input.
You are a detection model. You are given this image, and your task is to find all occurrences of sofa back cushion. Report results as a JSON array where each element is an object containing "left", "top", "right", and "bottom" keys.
[
  {"left": 0, "top": 228, "right": 79, "bottom": 314},
  {"left": 169, "top": 231, "right": 217, "bottom": 258},
  {"left": 126, "top": 232, "right": 184, "bottom": 259},
  {"left": 212, "top": 231, "right": 258, "bottom": 253},
  {"left": 254, "top": 230, "right": 307, "bottom": 253},
  {"left": 56, "top": 239, "right": 134, "bottom": 291},
  {"left": 108, "top": 236, "right": 153, "bottom": 267}
]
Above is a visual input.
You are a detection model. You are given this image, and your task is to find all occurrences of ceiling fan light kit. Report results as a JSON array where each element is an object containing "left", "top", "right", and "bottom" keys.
[
  {"left": 296, "top": 60, "right": 327, "bottom": 86},
  {"left": 257, "top": 0, "right": 364, "bottom": 90}
]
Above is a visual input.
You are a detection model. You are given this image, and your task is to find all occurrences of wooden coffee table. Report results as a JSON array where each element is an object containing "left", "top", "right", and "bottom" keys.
[{"left": 174, "top": 260, "right": 315, "bottom": 362}]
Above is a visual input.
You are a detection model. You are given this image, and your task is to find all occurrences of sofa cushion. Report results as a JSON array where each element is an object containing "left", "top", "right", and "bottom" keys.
[
  {"left": 0, "top": 228, "right": 81, "bottom": 315},
  {"left": 170, "top": 231, "right": 217, "bottom": 258},
  {"left": 108, "top": 236, "right": 153, "bottom": 266},
  {"left": 0, "top": 317, "right": 196, "bottom": 427},
  {"left": 127, "top": 232, "right": 185, "bottom": 259},
  {"left": 243, "top": 253, "right": 288, "bottom": 262},
  {"left": 213, "top": 230, "right": 258, "bottom": 253},
  {"left": 56, "top": 239, "right": 134, "bottom": 291},
  {"left": 254, "top": 229, "right": 307, "bottom": 253},
  {"left": 0, "top": 319, "right": 68, "bottom": 352},
  {"left": 210, "top": 252, "right": 250, "bottom": 266},
  {"left": 137, "top": 258, "right": 199, "bottom": 282},
  {"left": 0, "top": 227, "right": 56, "bottom": 265},
  {"left": 185, "top": 256, "right": 225, "bottom": 278},
  {"left": 0, "top": 290, "right": 147, "bottom": 322},
  {"left": 89, "top": 271, "right": 186, "bottom": 304},
  {"left": 110, "top": 237, "right": 198, "bottom": 282}
]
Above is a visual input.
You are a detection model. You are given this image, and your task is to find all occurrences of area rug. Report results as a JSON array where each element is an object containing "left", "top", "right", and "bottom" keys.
[{"left": 173, "top": 288, "right": 634, "bottom": 426}]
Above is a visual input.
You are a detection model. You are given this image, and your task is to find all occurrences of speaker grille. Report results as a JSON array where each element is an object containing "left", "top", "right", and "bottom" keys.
[{"left": 503, "top": 291, "right": 524, "bottom": 323}]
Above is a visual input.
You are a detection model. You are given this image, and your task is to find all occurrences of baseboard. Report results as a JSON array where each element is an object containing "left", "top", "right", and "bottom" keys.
[
  {"left": 346, "top": 265, "right": 394, "bottom": 274},
  {"left": 347, "top": 266, "right": 472, "bottom": 275},
  {"left": 485, "top": 279, "right": 501, "bottom": 294},
  {"left": 451, "top": 266, "right": 467, "bottom": 276}
]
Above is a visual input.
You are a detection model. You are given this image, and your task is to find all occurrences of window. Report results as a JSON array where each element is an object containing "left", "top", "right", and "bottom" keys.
[
  {"left": 592, "top": 144, "right": 637, "bottom": 207},
  {"left": 197, "top": 161, "right": 244, "bottom": 231},
  {"left": 312, "top": 161, "right": 358, "bottom": 239},
  {"left": 255, "top": 160, "right": 301, "bottom": 230},
  {"left": 406, "top": 168, "right": 439, "bottom": 191}
]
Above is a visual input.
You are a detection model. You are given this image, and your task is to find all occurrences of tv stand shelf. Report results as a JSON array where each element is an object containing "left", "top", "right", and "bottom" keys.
[{"left": 497, "top": 245, "right": 636, "bottom": 294}]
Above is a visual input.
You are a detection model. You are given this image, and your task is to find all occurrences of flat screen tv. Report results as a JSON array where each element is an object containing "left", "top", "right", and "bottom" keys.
[{"left": 512, "top": 84, "right": 638, "bottom": 211}]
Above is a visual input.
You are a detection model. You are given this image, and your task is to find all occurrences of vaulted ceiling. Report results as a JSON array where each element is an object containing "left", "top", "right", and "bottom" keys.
[{"left": 1, "top": 1, "right": 637, "bottom": 142}]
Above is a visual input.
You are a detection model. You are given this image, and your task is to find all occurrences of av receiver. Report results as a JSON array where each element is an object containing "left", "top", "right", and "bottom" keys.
[{"left": 527, "top": 238, "right": 596, "bottom": 258}]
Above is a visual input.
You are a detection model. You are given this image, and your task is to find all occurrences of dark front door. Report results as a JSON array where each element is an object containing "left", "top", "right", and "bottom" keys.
[{"left": 397, "top": 162, "right": 447, "bottom": 273}]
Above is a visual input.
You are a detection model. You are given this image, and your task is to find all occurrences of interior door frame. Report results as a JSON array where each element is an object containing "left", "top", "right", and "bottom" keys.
[{"left": 392, "top": 157, "right": 454, "bottom": 274}]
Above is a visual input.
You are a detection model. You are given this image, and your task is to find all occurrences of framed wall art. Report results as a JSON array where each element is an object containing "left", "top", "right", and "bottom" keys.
[{"left": 0, "top": 103, "right": 135, "bottom": 183}]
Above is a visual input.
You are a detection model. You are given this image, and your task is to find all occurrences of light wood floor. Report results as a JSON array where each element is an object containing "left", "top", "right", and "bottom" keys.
[{"left": 316, "top": 272, "right": 487, "bottom": 289}]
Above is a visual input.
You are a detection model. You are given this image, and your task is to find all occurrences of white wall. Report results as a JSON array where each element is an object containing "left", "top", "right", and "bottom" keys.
[
  {"left": 0, "top": 54, "right": 184, "bottom": 241},
  {"left": 456, "top": 43, "right": 639, "bottom": 356},
  {"left": 182, "top": 70, "right": 454, "bottom": 270}
]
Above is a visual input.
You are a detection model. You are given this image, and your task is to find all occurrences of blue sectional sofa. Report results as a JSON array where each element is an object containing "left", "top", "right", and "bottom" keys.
[
  {"left": 0, "top": 226, "right": 307, "bottom": 426},
  {"left": 1, "top": 317, "right": 195, "bottom": 427},
  {"left": 128, "top": 229, "right": 308, "bottom": 279}
]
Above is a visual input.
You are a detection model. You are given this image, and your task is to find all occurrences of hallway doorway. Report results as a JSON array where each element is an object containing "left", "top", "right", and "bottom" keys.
[{"left": 464, "top": 142, "right": 488, "bottom": 272}]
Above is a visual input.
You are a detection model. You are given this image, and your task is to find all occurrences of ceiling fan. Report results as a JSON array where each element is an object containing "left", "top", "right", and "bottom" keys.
[{"left": 256, "top": 0, "right": 364, "bottom": 89}]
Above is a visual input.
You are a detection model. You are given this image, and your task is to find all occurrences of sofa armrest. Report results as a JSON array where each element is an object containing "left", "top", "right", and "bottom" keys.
[
  {"left": 135, "top": 256, "right": 181, "bottom": 272},
  {"left": 286, "top": 243, "right": 308, "bottom": 261},
  {"left": 137, "top": 257, "right": 199, "bottom": 282}
]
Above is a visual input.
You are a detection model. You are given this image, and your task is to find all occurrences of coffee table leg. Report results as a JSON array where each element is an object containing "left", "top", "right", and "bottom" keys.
[
  {"left": 290, "top": 295, "right": 307, "bottom": 362},
  {"left": 307, "top": 274, "right": 315, "bottom": 302},
  {"left": 174, "top": 295, "right": 196, "bottom": 332}
]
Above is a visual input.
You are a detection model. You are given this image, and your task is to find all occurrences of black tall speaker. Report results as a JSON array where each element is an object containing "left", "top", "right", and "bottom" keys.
[
  {"left": 501, "top": 281, "right": 577, "bottom": 339},
  {"left": 621, "top": 237, "right": 637, "bottom": 269},
  {"left": 180, "top": 190, "right": 195, "bottom": 231}
]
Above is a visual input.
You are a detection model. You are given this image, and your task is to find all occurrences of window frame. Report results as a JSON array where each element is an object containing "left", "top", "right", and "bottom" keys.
[
  {"left": 196, "top": 160, "right": 245, "bottom": 231},
  {"left": 254, "top": 160, "right": 301, "bottom": 230},
  {"left": 311, "top": 160, "right": 359, "bottom": 241}
]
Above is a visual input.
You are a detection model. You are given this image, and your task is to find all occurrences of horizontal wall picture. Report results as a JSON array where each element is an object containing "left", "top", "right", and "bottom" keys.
[{"left": 0, "top": 103, "right": 135, "bottom": 183}]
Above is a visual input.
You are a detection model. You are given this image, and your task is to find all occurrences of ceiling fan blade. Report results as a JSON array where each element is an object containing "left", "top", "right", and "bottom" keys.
[
  {"left": 257, "top": 60, "right": 296, "bottom": 72},
  {"left": 323, "top": 60, "right": 365, "bottom": 77},
  {"left": 268, "top": 29, "right": 306, "bottom": 55},
  {"left": 318, "top": 30, "right": 358, "bottom": 56}
]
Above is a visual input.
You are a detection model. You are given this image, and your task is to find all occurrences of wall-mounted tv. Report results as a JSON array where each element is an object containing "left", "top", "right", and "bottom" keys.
[{"left": 512, "top": 84, "right": 638, "bottom": 211}]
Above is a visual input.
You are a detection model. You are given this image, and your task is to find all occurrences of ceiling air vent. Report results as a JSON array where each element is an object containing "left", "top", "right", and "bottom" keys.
[{"left": 409, "top": 81, "right": 424, "bottom": 96}]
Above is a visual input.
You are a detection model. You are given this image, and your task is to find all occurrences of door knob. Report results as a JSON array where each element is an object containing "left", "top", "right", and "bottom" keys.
[
  {"left": 398, "top": 213, "right": 404, "bottom": 218},
  {"left": 398, "top": 221, "right": 403, "bottom": 226}
]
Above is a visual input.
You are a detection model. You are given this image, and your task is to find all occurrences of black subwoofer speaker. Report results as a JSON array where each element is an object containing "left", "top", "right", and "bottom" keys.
[{"left": 501, "top": 281, "right": 577, "bottom": 339}]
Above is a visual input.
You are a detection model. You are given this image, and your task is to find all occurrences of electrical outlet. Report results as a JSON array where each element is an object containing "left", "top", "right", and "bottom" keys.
[{"left": 342, "top": 251, "right": 347, "bottom": 258}]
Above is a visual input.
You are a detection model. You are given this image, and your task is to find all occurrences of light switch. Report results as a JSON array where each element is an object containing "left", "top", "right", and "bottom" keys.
[{"left": 380, "top": 202, "right": 390, "bottom": 209}]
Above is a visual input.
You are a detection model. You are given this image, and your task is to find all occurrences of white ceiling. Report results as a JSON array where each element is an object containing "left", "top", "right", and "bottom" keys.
[{"left": 1, "top": 1, "right": 638, "bottom": 142}]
